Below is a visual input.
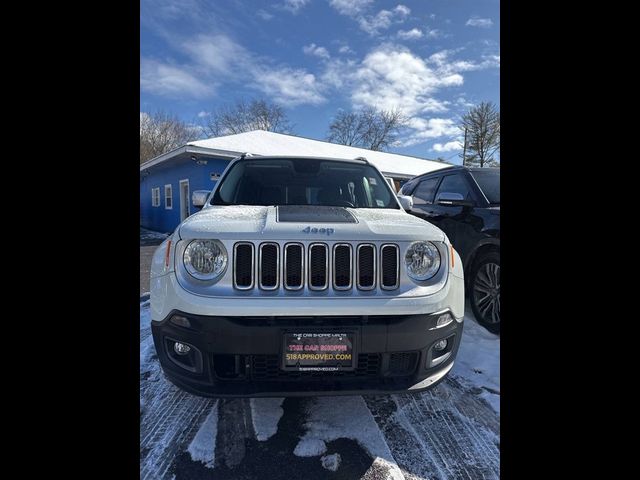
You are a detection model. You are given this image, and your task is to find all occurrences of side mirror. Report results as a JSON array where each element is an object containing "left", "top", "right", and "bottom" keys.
[
  {"left": 435, "top": 192, "right": 474, "bottom": 207},
  {"left": 192, "top": 190, "right": 211, "bottom": 208},
  {"left": 397, "top": 194, "right": 413, "bottom": 211}
]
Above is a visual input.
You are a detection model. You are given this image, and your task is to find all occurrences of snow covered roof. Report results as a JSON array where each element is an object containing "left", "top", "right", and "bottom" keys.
[{"left": 140, "top": 130, "right": 451, "bottom": 178}]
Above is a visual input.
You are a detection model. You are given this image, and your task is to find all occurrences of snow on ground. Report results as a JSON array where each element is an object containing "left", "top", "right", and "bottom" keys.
[
  {"left": 139, "top": 298, "right": 154, "bottom": 370},
  {"left": 294, "top": 438, "right": 327, "bottom": 457},
  {"left": 140, "top": 297, "right": 500, "bottom": 479},
  {"left": 294, "top": 396, "right": 405, "bottom": 480},
  {"left": 321, "top": 453, "right": 342, "bottom": 472},
  {"left": 250, "top": 398, "right": 284, "bottom": 441},
  {"left": 451, "top": 306, "right": 501, "bottom": 413},
  {"left": 140, "top": 301, "right": 217, "bottom": 480},
  {"left": 187, "top": 404, "right": 219, "bottom": 468},
  {"left": 140, "top": 227, "right": 169, "bottom": 241}
]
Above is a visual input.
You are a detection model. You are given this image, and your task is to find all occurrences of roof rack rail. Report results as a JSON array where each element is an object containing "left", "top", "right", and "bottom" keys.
[
  {"left": 236, "top": 152, "right": 254, "bottom": 160},
  {"left": 353, "top": 156, "right": 368, "bottom": 163}
]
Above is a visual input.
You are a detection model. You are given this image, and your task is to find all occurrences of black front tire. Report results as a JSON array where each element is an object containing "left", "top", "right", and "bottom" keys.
[{"left": 469, "top": 251, "right": 500, "bottom": 335}]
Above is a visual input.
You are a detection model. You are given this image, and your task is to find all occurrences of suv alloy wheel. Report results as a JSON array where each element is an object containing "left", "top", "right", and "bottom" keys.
[{"left": 469, "top": 251, "right": 500, "bottom": 334}]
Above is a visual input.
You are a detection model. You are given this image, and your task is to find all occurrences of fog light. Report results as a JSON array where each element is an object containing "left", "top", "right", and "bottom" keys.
[
  {"left": 434, "top": 339, "right": 448, "bottom": 352},
  {"left": 174, "top": 342, "right": 191, "bottom": 355},
  {"left": 436, "top": 313, "right": 453, "bottom": 328}
]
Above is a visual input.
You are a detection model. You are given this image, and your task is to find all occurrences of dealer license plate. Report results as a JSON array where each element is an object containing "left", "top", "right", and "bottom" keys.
[{"left": 283, "top": 333, "right": 354, "bottom": 371}]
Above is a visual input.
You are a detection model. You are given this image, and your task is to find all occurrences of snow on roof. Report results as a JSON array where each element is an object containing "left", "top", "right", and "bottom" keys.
[{"left": 187, "top": 130, "right": 450, "bottom": 178}]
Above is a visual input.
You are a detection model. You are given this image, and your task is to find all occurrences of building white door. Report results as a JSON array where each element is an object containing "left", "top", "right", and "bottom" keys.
[{"left": 179, "top": 180, "right": 190, "bottom": 221}]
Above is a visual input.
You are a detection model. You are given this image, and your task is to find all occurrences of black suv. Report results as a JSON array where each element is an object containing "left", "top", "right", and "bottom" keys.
[{"left": 400, "top": 166, "right": 500, "bottom": 333}]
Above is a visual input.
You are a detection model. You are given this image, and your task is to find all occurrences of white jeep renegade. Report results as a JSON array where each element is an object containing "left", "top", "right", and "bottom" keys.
[{"left": 150, "top": 156, "right": 464, "bottom": 397}]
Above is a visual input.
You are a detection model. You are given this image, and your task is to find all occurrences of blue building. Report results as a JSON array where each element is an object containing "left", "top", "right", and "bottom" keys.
[{"left": 140, "top": 130, "right": 449, "bottom": 233}]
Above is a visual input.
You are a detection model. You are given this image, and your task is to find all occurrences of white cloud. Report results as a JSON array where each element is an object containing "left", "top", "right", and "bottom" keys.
[
  {"left": 358, "top": 5, "right": 411, "bottom": 35},
  {"left": 320, "top": 45, "right": 500, "bottom": 147},
  {"left": 255, "top": 68, "right": 325, "bottom": 106},
  {"left": 303, "top": 43, "right": 331, "bottom": 59},
  {"left": 397, "top": 28, "right": 423, "bottom": 40},
  {"left": 185, "top": 35, "right": 326, "bottom": 105},
  {"left": 182, "top": 34, "right": 251, "bottom": 75},
  {"left": 329, "top": 0, "right": 372, "bottom": 16},
  {"left": 350, "top": 44, "right": 462, "bottom": 116},
  {"left": 397, "top": 27, "right": 443, "bottom": 40},
  {"left": 140, "top": 59, "right": 212, "bottom": 98},
  {"left": 143, "top": 34, "right": 326, "bottom": 106},
  {"left": 433, "top": 141, "right": 461, "bottom": 152},
  {"left": 197, "top": 111, "right": 210, "bottom": 118},
  {"left": 401, "top": 118, "right": 460, "bottom": 147},
  {"left": 425, "top": 28, "right": 442, "bottom": 39},
  {"left": 321, "top": 58, "right": 356, "bottom": 89},
  {"left": 338, "top": 45, "right": 354, "bottom": 54},
  {"left": 282, "top": 0, "right": 309, "bottom": 14},
  {"left": 323, "top": 43, "right": 495, "bottom": 148},
  {"left": 466, "top": 17, "right": 493, "bottom": 28},
  {"left": 455, "top": 96, "right": 475, "bottom": 108},
  {"left": 256, "top": 9, "right": 274, "bottom": 21},
  {"left": 428, "top": 50, "right": 500, "bottom": 73}
]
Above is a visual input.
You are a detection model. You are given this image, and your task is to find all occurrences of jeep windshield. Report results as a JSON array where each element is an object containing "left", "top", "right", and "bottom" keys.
[{"left": 211, "top": 158, "right": 399, "bottom": 209}]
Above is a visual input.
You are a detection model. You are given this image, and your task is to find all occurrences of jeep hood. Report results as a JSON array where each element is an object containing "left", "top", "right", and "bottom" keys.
[{"left": 178, "top": 205, "right": 445, "bottom": 242}]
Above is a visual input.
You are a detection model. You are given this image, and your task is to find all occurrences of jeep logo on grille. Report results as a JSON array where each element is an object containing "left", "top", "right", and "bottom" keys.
[{"left": 302, "top": 226, "right": 335, "bottom": 236}]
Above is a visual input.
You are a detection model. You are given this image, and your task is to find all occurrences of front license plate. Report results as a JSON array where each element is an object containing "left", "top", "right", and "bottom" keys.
[{"left": 283, "top": 333, "right": 354, "bottom": 371}]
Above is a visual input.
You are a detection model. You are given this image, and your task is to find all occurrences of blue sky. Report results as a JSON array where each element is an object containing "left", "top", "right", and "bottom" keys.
[{"left": 141, "top": 0, "right": 499, "bottom": 163}]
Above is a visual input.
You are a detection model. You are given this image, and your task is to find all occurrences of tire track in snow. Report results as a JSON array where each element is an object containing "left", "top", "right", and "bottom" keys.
[
  {"left": 140, "top": 299, "right": 499, "bottom": 479},
  {"left": 140, "top": 301, "right": 216, "bottom": 480},
  {"left": 365, "top": 377, "right": 499, "bottom": 480},
  {"left": 172, "top": 397, "right": 389, "bottom": 480},
  {"left": 294, "top": 396, "right": 406, "bottom": 480}
]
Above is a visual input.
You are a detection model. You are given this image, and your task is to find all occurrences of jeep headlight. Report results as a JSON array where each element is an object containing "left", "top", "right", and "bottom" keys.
[
  {"left": 183, "top": 239, "right": 227, "bottom": 281},
  {"left": 405, "top": 241, "right": 441, "bottom": 281}
]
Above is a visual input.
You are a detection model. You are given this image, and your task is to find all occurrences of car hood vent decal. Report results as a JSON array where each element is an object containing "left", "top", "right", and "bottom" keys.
[{"left": 276, "top": 205, "right": 357, "bottom": 223}]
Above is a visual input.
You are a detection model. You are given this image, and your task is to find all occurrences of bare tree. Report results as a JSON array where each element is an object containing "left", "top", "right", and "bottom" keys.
[
  {"left": 140, "top": 111, "right": 201, "bottom": 164},
  {"left": 327, "top": 107, "right": 407, "bottom": 151},
  {"left": 326, "top": 111, "right": 368, "bottom": 147},
  {"left": 201, "top": 99, "right": 292, "bottom": 137},
  {"left": 459, "top": 102, "right": 500, "bottom": 167}
]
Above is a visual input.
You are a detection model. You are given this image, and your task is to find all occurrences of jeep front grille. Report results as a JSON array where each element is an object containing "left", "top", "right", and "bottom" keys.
[
  {"left": 233, "top": 243, "right": 254, "bottom": 289},
  {"left": 309, "top": 243, "right": 329, "bottom": 290},
  {"left": 380, "top": 244, "right": 400, "bottom": 290},
  {"left": 333, "top": 243, "right": 352, "bottom": 290},
  {"left": 232, "top": 241, "right": 400, "bottom": 292},
  {"left": 284, "top": 243, "right": 304, "bottom": 290},
  {"left": 357, "top": 244, "right": 376, "bottom": 290},
  {"left": 259, "top": 243, "right": 279, "bottom": 290}
]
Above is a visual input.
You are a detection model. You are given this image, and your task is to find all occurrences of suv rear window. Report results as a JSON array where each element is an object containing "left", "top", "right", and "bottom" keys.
[
  {"left": 436, "top": 174, "right": 473, "bottom": 201},
  {"left": 470, "top": 169, "right": 500, "bottom": 204}
]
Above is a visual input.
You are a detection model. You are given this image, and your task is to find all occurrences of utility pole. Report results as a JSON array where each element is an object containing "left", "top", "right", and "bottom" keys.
[{"left": 462, "top": 127, "right": 468, "bottom": 166}]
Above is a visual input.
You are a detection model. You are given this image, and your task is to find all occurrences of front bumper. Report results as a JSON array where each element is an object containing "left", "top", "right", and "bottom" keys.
[{"left": 151, "top": 311, "right": 463, "bottom": 397}]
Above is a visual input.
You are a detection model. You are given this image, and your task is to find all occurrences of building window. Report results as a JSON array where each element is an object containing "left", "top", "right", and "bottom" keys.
[
  {"left": 165, "top": 184, "right": 173, "bottom": 209},
  {"left": 151, "top": 187, "right": 160, "bottom": 207}
]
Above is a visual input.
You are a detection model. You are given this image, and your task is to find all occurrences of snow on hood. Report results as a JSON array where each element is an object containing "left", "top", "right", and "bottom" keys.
[{"left": 178, "top": 205, "right": 446, "bottom": 242}]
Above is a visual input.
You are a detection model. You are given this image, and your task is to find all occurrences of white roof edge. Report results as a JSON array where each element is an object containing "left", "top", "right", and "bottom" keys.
[
  {"left": 379, "top": 171, "right": 418, "bottom": 178},
  {"left": 140, "top": 146, "right": 186, "bottom": 171},
  {"left": 140, "top": 145, "right": 241, "bottom": 172},
  {"left": 140, "top": 131, "right": 452, "bottom": 177}
]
